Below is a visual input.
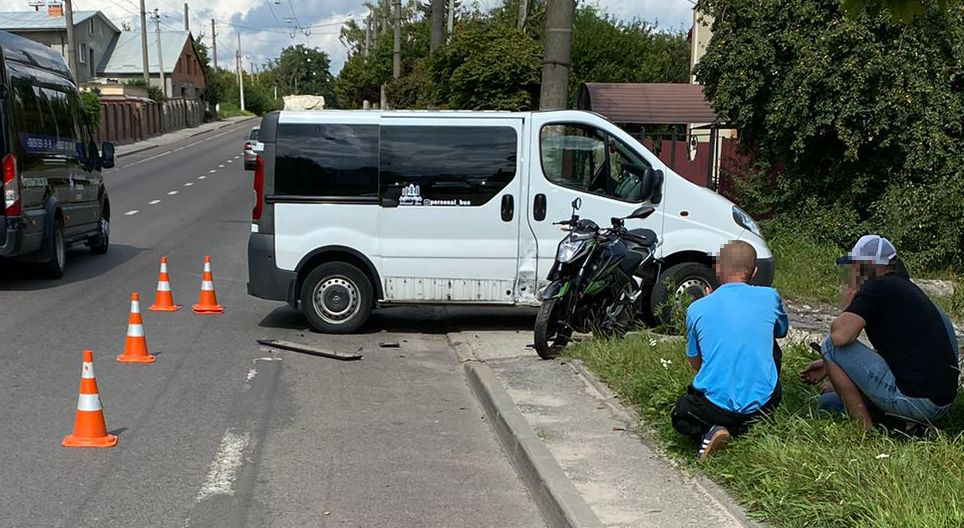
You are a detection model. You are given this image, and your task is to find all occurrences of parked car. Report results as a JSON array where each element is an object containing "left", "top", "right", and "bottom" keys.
[
  {"left": 247, "top": 110, "right": 773, "bottom": 333},
  {"left": 0, "top": 30, "right": 113, "bottom": 278},
  {"left": 243, "top": 126, "right": 262, "bottom": 170}
]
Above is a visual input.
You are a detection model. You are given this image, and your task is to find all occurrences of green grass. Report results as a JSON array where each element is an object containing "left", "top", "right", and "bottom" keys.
[
  {"left": 218, "top": 102, "right": 255, "bottom": 118},
  {"left": 566, "top": 336, "right": 964, "bottom": 528}
]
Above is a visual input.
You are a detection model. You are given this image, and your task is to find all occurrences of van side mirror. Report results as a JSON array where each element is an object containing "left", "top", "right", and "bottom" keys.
[
  {"left": 101, "top": 142, "right": 115, "bottom": 169},
  {"left": 649, "top": 169, "right": 664, "bottom": 204},
  {"left": 627, "top": 206, "right": 655, "bottom": 220}
]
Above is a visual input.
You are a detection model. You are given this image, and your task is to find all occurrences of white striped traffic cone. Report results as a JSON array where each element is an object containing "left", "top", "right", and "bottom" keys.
[
  {"left": 192, "top": 256, "right": 224, "bottom": 315},
  {"left": 117, "top": 292, "right": 156, "bottom": 363},
  {"left": 63, "top": 349, "right": 117, "bottom": 448},
  {"left": 149, "top": 256, "right": 179, "bottom": 311}
]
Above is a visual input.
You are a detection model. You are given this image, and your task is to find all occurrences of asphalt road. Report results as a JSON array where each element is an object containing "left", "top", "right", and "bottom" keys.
[{"left": 0, "top": 120, "right": 544, "bottom": 528}]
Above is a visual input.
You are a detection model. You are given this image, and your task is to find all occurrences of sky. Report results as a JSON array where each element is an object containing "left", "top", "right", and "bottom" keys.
[{"left": 0, "top": 0, "right": 695, "bottom": 74}]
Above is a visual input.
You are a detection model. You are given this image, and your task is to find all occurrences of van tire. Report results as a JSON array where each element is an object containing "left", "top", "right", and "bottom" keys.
[
  {"left": 89, "top": 200, "right": 110, "bottom": 255},
  {"left": 41, "top": 218, "right": 66, "bottom": 279},
  {"left": 300, "top": 262, "right": 373, "bottom": 334},
  {"left": 650, "top": 262, "right": 717, "bottom": 326}
]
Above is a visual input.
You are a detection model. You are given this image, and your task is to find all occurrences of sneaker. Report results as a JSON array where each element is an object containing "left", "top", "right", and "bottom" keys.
[{"left": 697, "top": 425, "right": 731, "bottom": 459}]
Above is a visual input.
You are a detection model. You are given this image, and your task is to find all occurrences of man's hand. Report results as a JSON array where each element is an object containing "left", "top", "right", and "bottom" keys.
[
  {"left": 800, "top": 359, "right": 827, "bottom": 384},
  {"left": 839, "top": 284, "right": 858, "bottom": 311}
]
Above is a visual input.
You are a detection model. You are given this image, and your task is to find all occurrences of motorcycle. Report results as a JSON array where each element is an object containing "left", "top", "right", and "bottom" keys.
[{"left": 533, "top": 198, "right": 660, "bottom": 359}]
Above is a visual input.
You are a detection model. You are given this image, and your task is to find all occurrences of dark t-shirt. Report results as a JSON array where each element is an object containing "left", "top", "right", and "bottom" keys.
[{"left": 845, "top": 273, "right": 958, "bottom": 406}]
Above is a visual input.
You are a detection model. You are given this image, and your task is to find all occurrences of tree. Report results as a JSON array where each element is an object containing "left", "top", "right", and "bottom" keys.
[
  {"left": 840, "top": 0, "right": 962, "bottom": 22},
  {"left": 264, "top": 45, "right": 335, "bottom": 103},
  {"left": 695, "top": 0, "right": 964, "bottom": 269}
]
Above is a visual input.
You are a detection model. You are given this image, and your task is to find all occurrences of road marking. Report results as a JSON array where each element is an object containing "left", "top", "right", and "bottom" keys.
[
  {"left": 227, "top": 159, "right": 233, "bottom": 163},
  {"left": 168, "top": 190, "right": 178, "bottom": 195},
  {"left": 209, "top": 169, "right": 217, "bottom": 173},
  {"left": 246, "top": 368, "right": 257, "bottom": 381},
  {"left": 195, "top": 429, "right": 250, "bottom": 502},
  {"left": 184, "top": 182, "right": 194, "bottom": 187},
  {"left": 218, "top": 164, "right": 225, "bottom": 168},
  {"left": 148, "top": 199, "right": 161, "bottom": 205},
  {"left": 120, "top": 149, "right": 173, "bottom": 169},
  {"left": 234, "top": 155, "right": 240, "bottom": 159},
  {"left": 198, "top": 175, "right": 206, "bottom": 180},
  {"left": 124, "top": 210, "right": 139, "bottom": 216}
]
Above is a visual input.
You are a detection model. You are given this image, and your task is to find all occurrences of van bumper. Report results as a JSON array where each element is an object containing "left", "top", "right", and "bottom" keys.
[
  {"left": 0, "top": 218, "right": 23, "bottom": 257},
  {"left": 247, "top": 233, "right": 296, "bottom": 303},
  {"left": 751, "top": 257, "right": 775, "bottom": 287}
]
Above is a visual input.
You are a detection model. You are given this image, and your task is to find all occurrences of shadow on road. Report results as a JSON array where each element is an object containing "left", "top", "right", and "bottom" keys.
[
  {"left": 257, "top": 304, "right": 537, "bottom": 335},
  {"left": 0, "top": 244, "right": 143, "bottom": 291}
]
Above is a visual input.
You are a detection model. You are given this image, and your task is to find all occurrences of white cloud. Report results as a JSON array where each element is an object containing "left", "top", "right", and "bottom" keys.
[{"left": 0, "top": 0, "right": 693, "bottom": 75}]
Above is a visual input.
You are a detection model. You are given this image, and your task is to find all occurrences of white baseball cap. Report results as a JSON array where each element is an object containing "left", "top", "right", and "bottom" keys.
[{"left": 836, "top": 235, "right": 897, "bottom": 266}]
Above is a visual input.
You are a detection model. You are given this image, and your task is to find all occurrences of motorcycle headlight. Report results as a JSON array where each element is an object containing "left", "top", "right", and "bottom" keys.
[
  {"left": 557, "top": 239, "right": 586, "bottom": 263},
  {"left": 732, "top": 206, "right": 763, "bottom": 239}
]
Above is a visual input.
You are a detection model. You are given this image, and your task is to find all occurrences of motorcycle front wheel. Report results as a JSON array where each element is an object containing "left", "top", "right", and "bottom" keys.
[{"left": 534, "top": 298, "right": 573, "bottom": 359}]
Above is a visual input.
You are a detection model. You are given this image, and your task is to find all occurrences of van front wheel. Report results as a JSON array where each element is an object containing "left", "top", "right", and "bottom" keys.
[{"left": 300, "top": 262, "right": 373, "bottom": 334}]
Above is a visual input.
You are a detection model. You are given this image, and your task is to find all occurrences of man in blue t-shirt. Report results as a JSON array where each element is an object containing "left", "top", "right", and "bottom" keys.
[{"left": 671, "top": 240, "right": 788, "bottom": 459}]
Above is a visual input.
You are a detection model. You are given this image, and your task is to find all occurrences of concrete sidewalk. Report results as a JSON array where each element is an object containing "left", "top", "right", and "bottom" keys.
[
  {"left": 449, "top": 325, "right": 757, "bottom": 528},
  {"left": 115, "top": 116, "right": 258, "bottom": 158}
]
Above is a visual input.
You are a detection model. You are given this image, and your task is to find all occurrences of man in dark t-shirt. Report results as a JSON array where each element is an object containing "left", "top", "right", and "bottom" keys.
[{"left": 799, "top": 235, "right": 959, "bottom": 430}]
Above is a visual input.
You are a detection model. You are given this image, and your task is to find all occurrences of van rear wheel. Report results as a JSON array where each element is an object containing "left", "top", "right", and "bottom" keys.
[{"left": 300, "top": 262, "right": 373, "bottom": 334}]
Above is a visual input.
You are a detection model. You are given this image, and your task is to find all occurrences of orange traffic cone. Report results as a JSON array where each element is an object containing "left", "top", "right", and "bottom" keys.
[
  {"left": 63, "top": 349, "right": 117, "bottom": 448},
  {"left": 149, "top": 256, "right": 180, "bottom": 312},
  {"left": 192, "top": 256, "right": 224, "bottom": 315},
  {"left": 117, "top": 292, "right": 156, "bottom": 363}
]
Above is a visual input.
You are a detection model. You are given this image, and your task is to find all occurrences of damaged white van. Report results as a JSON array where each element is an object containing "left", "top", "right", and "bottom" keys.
[{"left": 247, "top": 110, "right": 773, "bottom": 333}]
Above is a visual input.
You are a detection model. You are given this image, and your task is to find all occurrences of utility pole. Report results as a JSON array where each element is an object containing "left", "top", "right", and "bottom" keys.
[
  {"left": 64, "top": 0, "right": 78, "bottom": 84},
  {"left": 211, "top": 19, "right": 218, "bottom": 70},
  {"left": 183, "top": 3, "right": 189, "bottom": 31},
  {"left": 140, "top": 0, "right": 150, "bottom": 85},
  {"left": 539, "top": 0, "right": 574, "bottom": 110},
  {"left": 447, "top": 0, "right": 454, "bottom": 40},
  {"left": 364, "top": 12, "right": 372, "bottom": 57},
  {"left": 430, "top": 0, "right": 444, "bottom": 52},
  {"left": 517, "top": 0, "right": 528, "bottom": 31},
  {"left": 392, "top": 0, "right": 401, "bottom": 78},
  {"left": 382, "top": 0, "right": 390, "bottom": 35},
  {"left": 236, "top": 32, "right": 245, "bottom": 112},
  {"left": 153, "top": 9, "right": 167, "bottom": 98}
]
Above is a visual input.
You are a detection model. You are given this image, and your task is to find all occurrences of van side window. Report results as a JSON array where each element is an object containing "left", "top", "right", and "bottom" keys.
[
  {"left": 275, "top": 123, "right": 378, "bottom": 197},
  {"left": 539, "top": 124, "right": 650, "bottom": 203},
  {"left": 379, "top": 126, "right": 517, "bottom": 207}
]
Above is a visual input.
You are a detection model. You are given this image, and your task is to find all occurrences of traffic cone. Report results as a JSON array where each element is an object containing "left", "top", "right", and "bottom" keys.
[
  {"left": 117, "top": 292, "right": 156, "bottom": 363},
  {"left": 148, "top": 256, "right": 180, "bottom": 312},
  {"left": 192, "top": 256, "right": 224, "bottom": 315},
  {"left": 63, "top": 349, "right": 117, "bottom": 448}
]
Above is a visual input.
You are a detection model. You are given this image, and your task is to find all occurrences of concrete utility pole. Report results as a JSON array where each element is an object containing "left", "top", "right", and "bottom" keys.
[
  {"left": 64, "top": 0, "right": 78, "bottom": 84},
  {"left": 517, "top": 0, "right": 528, "bottom": 30},
  {"left": 211, "top": 19, "right": 218, "bottom": 70},
  {"left": 430, "top": 0, "right": 444, "bottom": 52},
  {"left": 540, "top": 0, "right": 575, "bottom": 110},
  {"left": 153, "top": 9, "right": 167, "bottom": 98},
  {"left": 183, "top": 3, "right": 189, "bottom": 31},
  {"left": 364, "top": 12, "right": 372, "bottom": 57},
  {"left": 382, "top": 0, "right": 390, "bottom": 35},
  {"left": 447, "top": 0, "right": 455, "bottom": 40},
  {"left": 393, "top": 0, "right": 401, "bottom": 78},
  {"left": 236, "top": 32, "right": 245, "bottom": 112},
  {"left": 140, "top": 0, "right": 150, "bottom": 85}
]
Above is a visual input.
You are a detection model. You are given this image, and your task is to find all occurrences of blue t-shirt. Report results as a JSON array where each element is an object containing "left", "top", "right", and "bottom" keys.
[{"left": 686, "top": 283, "right": 788, "bottom": 414}]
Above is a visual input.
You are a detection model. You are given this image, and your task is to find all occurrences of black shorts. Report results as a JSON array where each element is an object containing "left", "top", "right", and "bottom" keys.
[{"left": 671, "top": 384, "right": 782, "bottom": 439}]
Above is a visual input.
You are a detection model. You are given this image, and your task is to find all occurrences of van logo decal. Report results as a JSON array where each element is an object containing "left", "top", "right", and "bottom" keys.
[{"left": 398, "top": 183, "right": 471, "bottom": 207}]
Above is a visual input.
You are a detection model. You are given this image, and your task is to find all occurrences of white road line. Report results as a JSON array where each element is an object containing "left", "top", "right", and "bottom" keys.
[
  {"left": 246, "top": 368, "right": 257, "bottom": 381},
  {"left": 184, "top": 182, "right": 194, "bottom": 187},
  {"left": 124, "top": 210, "right": 139, "bottom": 216},
  {"left": 148, "top": 199, "right": 161, "bottom": 205},
  {"left": 120, "top": 149, "right": 172, "bottom": 169},
  {"left": 167, "top": 190, "right": 178, "bottom": 195},
  {"left": 198, "top": 175, "right": 206, "bottom": 180},
  {"left": 227, "top": 159, "right": 233, "bottom": 163},
  {"left": 195, "top": 429, "right": 250, "bottom": 502},
  {"left": 209, "top": 169, "right": 217, "bottom": 173},
  {"left": 234, "top": 155, "right": 240, "bottom": 159},
  {"left": 218, "top": 164, "right": 225, "bottom": 168}
]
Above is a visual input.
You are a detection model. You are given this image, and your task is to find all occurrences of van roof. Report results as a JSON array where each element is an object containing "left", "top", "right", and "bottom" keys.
[
  {"left": 0, "top": 30, "right": 72, "bottom": 80},
  {"left": 275, "top": 109, "right": 598, "bottom": 122}
]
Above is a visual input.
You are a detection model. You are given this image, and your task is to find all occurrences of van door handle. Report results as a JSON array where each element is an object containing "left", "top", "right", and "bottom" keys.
[
  {"left": 533, "top": 194, "right": 547, "bottom": 221},
  {"left": 501, "top": 194, "right": 514, "bottom": 222}
]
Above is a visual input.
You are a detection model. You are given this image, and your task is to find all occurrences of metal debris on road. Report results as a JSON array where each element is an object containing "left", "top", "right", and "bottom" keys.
[
  {"left": 257, "top": 339, "right": 363, "bottom": 361},
  {"left": 378, "top": 341, "right": 400, "bottom": 348}
]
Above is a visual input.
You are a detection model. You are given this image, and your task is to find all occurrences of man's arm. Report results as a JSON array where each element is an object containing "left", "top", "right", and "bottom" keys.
[
  {"left": 774, "top": 294, "right": 789, "bottom": 339},
  {"left": 685, "top": 310, "right": 702, "bottom": 373},
  {"left": 831, "top": 285, "right": 866, "bottom": 346}
]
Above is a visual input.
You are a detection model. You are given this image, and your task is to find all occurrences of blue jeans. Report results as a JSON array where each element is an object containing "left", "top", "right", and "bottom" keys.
[{"left": 817, "top": 336, "right": 953, "bottom": 423}]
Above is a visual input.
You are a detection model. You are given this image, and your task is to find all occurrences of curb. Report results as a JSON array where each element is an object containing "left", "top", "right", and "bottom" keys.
[
  {"left": 448, "top": 336, "right": 604, "bottom": 528},
  {"left": 116, "top": 144, "right": 158, "bottom": 158},
  {"left": 567, "top": 359, "right": 764, "bottom": 528},
  {"left": 189, "top": 128, "right": 214, "bottom": 138}
]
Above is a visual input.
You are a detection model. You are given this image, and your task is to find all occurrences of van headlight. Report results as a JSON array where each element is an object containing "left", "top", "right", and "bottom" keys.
[{"left": 732, "top": 206, "right": 762, "bottom": 238}]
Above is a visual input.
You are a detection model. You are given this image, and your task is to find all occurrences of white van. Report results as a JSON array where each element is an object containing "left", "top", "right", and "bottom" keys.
[{"left": 247, "top": 110, "right": 773, "bottom": 333}]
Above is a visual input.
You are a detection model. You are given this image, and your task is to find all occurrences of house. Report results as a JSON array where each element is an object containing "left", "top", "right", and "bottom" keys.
[
  {"left": 101, "top": 30, "right": 206, "bottom": 100},
  {"left": 0, "top": 8, "right": 119, "bottom": 84}
]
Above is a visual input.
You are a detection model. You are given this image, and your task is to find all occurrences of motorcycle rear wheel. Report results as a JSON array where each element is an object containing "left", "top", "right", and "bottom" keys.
[{"left": 534, "top": 298, "right": 572, "bottom": 359}]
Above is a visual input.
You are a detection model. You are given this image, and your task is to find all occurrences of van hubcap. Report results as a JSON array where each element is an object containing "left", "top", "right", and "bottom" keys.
[
  {"left": 676, "top": 278, "right": 710, "bottom": 300},
  {"left": 313, "top": 277, "right": 359, "bottom": 325}
]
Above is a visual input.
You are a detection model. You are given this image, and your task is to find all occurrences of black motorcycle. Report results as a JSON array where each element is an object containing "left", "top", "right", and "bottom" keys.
[{"left": 533, "top": 198, "right": 659, "bottom": 359}]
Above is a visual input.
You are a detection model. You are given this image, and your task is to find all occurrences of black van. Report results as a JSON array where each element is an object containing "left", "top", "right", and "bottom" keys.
[{"left": 0, "top": 30, "right": 113, "bottom": 278}]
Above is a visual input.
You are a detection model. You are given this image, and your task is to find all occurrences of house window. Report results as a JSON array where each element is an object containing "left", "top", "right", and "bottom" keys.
[
  {"left": 79, "top": 43, "right": 87, "bottom": 63},
  {"left": 88, "top": 18, "right": 94, "bottom": 35},
  {"left": 89, "top": 48, "right": 95, "bottom": 77}
]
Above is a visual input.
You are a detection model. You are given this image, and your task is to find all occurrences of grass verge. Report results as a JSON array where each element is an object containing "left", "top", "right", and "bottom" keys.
[
  {"left": 566, "top": 335, "right": 964, "bottom": 528},
  {"left": 218, "top": 102, "right": 255, "bottom": 118}
]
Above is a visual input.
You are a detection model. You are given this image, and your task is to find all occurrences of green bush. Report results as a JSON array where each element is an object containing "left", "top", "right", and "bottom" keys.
[{"left": 80, "top": 91, "right": 100, "bottom": 131}]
